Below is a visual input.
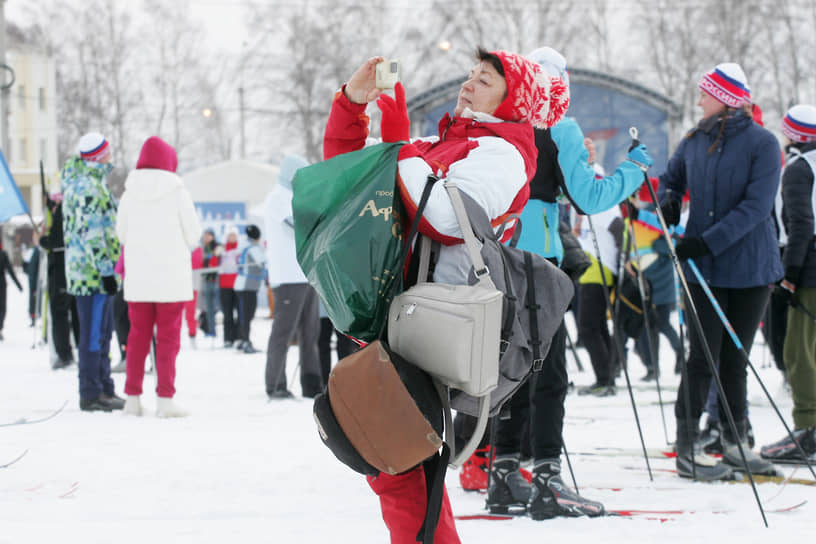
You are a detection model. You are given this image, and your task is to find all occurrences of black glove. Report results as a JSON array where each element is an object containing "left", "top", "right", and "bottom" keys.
[
  {"left": 101, "top": 275, "right": 118, "bottom": 295},
  {"left": 784, "top": 266, "right": 801, "bottom": 286},
  {"left": 674, "top": 237, "right": 710, "bottom": 261},
  {"left": 774, "top": 280, "right": 798, "bottom": 306},
  {"left": 660, "top": 199, "right": 681, "bottom": 227}
]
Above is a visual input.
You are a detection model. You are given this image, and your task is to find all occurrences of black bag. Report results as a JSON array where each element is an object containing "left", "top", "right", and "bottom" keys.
[{"left": 616, "top": 272, "right": 652, "bottom": 339}]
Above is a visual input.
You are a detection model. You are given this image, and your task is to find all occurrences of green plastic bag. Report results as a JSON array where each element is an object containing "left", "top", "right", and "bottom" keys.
[{"left": 293, "top": 143, "right": 405, "bottom": 342}]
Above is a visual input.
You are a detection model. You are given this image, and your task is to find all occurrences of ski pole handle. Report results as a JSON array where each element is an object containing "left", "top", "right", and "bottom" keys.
[{"left": 628, "top": 126, "right": 640, "bottom": 152}]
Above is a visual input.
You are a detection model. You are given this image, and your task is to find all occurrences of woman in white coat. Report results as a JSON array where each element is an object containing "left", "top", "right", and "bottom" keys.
[{"left": 116, "top": 136, "right": 201, "bottom": 417}]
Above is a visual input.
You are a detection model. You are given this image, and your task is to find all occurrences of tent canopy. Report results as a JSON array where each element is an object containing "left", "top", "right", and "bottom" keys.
[{"left": 183, "top": 159, "right": 280, "bottom": 207}]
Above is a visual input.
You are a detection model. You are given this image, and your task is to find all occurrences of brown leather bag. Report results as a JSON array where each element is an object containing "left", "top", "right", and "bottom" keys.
[{"left": 326, "top": 340, "right": 443, "bottom": 475}]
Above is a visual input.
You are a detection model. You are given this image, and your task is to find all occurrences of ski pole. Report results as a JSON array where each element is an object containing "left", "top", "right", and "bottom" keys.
[
  {"left": 790, "top": 297, "right": 816, "bottom": 323},
  {"left": 561, "top": 438, "right": 580, "bottom": 494},
  {"left": 633, "top": 126, "right": 767, "bottom": 527},
  {"left": 625, "top": 218, "right": 670, "bottom": 445},
  {"left": 564, "top": 324, "right": 585, "bottom": 372},
  {"left": 686, "top": 259, "right": 816, "bottom": 481},
  {"left": 585, "top": 214, "right": 653, "bottom": 481}
]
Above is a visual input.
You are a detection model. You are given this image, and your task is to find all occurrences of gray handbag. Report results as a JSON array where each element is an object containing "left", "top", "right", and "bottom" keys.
[{"left": 388, "top": 182, "right": 502, "bottom": 397}]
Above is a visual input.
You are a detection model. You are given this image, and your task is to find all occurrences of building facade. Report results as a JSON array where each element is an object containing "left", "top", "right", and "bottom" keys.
[{"left": 6, "top": 45, "right": 58, "bottom": 220}]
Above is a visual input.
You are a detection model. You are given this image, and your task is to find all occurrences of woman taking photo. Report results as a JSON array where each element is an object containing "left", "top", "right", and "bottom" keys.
[{"left": 323, "top": 48, "right": 568, "bottom": 542}]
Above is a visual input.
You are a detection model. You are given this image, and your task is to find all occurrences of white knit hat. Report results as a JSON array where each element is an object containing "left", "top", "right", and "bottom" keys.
[
  {"left": 699, "top": 63, "right": 751, "bottom": 108},
  {"left": 527, "top": 46, "right": 569, "bottom": 88},
  {"left": 781, "top": 104, "right": 816, "bottom": 143},
  {"left": 78, "top": 132, "right": 111, "bottom": 162}
]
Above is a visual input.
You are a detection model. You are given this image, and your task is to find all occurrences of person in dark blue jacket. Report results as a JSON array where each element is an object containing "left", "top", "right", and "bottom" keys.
[
  {"left": 483, "top": 46, "right": 652, "bottom": 520},
  {"left": 658, "top": 62, "right": 782, "bottom": 480}
]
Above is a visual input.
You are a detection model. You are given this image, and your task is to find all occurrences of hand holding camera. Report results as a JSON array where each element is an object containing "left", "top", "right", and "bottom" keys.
[
  {"left": 345, "top": 56, "right": 385, "bottom": 105},
  {"left": 345, "top": 57, "right": 402, "bottom": 105}
]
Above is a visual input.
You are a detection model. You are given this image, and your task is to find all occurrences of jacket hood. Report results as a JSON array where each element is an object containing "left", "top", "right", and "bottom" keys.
[
  {"left": 136, "top": 136, "right": 178, "bottom": 172},
  {"left": 61, "top": 156, "right": 114, "bottom": 190},
  {"left": 439, "top": 113, "right": 538, "bottom": 180},
  {"left": 123, "top": 168, "right": 184, "bottom": 201}
]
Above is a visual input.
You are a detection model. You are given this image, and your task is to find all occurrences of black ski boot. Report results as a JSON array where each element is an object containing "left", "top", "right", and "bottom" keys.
[
  {"left": 696, "top": 417, "right": 722, "bottom": 454},
  {"left": 675, "top": 418, "right": 734, "bottom": 481},
  {"left": 527, "top": 460, "right": 604, "bottom": 520},
  {"left": 760, "top": 426, "right": 816, "bottom": 464},
  {"left": 485, "top": 457, "right": 532, "bottom": 515}
]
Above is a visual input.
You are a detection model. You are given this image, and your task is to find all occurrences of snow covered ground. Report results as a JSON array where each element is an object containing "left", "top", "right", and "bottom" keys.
[{"left": 0, "top": 280, "right": 811, "bottom": 543}]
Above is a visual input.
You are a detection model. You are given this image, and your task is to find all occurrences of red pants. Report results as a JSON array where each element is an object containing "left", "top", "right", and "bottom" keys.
[
  {"left": 124, "top": 301, "right": 184, "bottom": 398},
  {"left": 183, "top": 291, "right": 198, "bottom": 337},
  {"left": 367, "top": 466, "right": 461, "bottom": 544}
]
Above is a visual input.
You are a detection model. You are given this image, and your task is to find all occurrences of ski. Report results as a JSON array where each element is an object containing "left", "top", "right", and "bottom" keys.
[
  {"left": 0, "top": 450, "right": 28, "bottom": 468},
  {"left": 572, "top": 447, "right": 679, "bottom": 459},
  {"left": 621, "top": 464, "right": 816, "bottom": 486},
  {"left": 0, "top": 400, "right": 68, "bottom": 427},
  {"left": 456, "top": 500, "right": 807, "bottom": 521}
]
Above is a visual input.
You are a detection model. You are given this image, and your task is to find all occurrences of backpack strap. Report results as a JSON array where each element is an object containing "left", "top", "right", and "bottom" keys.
[
  {"left": 443, "top": 182, "right": 496, "bottom": 289},
  {"left": 417, "top": 443, "right": 451, "bottom": 544},
  {"left": 523, "top": 251, "right": 545, "bottom": 371}
]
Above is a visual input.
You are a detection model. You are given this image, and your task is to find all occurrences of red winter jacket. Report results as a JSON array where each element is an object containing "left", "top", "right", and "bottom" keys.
[{"left": 324, "top": 88, "right": 537, "bottom": 285}]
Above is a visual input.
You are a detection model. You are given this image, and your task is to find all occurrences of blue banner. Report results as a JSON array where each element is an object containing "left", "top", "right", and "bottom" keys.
[{"left": 0, "top": 149, "right": 29, "bottom": 222}]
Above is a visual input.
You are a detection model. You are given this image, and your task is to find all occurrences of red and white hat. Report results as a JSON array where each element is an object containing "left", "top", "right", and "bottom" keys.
[
  {"left": 490, "top": 50, "right": 570, "bottom": 129},
  {"left": 781, "top": 104, "right": 816, "bottom": 143},
  {"left": 78, "top": 132, "right": 111, "bottom": 162},
  {"left": 699, "top": 63, "right": 751, "bottom": 108}
]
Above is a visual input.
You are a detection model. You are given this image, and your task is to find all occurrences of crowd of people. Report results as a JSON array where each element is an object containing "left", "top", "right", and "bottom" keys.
[
  {"left": 5, "top": 131, "right": 357, "bottom": 416},
  {"left": 1, "top": 40, "right": 815, "bottom": 544}
]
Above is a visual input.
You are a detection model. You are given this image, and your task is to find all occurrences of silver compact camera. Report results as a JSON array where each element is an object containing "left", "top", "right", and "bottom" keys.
[{"left": 375, "top": 59, "right": 401, "bottom": 89}]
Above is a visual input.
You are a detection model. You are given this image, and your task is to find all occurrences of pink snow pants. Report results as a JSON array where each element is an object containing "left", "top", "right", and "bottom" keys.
[
  {"left": 124, "top": 301, "right": 185, "bottom": 398},
  {"left": 367, "top": 466, "right": 461, "bottom": 544}
]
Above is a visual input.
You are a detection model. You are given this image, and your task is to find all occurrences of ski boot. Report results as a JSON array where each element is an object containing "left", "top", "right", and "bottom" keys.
[
  {"left": 528, "top": 460, "right": 604, "bottom": 520},
  {"left": 675, "top": 418, "right": 734, "bottom": 481},
  {"left": 460, "top": 447, "right": 490, "bottom": 491},
  {"left": 578, "top": 383, "right": 616, "bottom": 397},
  {"left": 485, "top": 457, "right": 532, "bottom": 515},
  {"left": 760, "top": 427, "right": 816, "bottom": 464},
  {"left": 696, "top": 418, "right": 723, "bottom": 454},
  {"left": 721, "top": 419, "right": 779, "bottom": 476}
]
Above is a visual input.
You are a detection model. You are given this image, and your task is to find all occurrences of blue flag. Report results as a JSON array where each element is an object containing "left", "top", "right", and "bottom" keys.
[{"left": 0, "top": 149, "right": 29, "bottom": 222}]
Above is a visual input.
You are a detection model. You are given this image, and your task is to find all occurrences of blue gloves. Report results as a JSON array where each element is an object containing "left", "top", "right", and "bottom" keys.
[{"left": 627, "top": 144, "right": 653, "bottom": 171}]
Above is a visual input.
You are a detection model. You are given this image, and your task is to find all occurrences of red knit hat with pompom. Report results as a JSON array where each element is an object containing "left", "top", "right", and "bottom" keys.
[{"left": 490, "top": 50, "right": 569, "bottom": 129}]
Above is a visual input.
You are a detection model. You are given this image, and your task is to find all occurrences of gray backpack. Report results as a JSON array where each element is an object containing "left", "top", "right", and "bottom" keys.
[{"left": 407, "top": 184, "right": 573, "bottom": 467}]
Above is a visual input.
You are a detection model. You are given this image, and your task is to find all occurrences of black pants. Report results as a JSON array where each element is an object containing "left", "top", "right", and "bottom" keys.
[
  {"left": 578, "top": 283, "right": 617, "bottom": 386},
  {"left": 675, "top": 283, "right": 770, "bottom": 424},
  {"left": 317, "top": 317, "right": 359, "bottom": 387},
  {"left": 761, "top": 287, "right": 788, "bottom": 372},
  {"left": 236, "top": 290, "right": 258, "bottom": 343},
  {"left": 0, "top": 283, "right": 6, "bottom": 330},
  {"left": 494, "top": 321, "right": 568, "bottom": 460},
  {"left": 113, "top": 290, "right": 130, "bottom": 359},
  {"left": 49, "top": 274, "right": 79, "bottom": 361},
  {"left": 219, "top": 287, "right": 239, "bottom": 343}
]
